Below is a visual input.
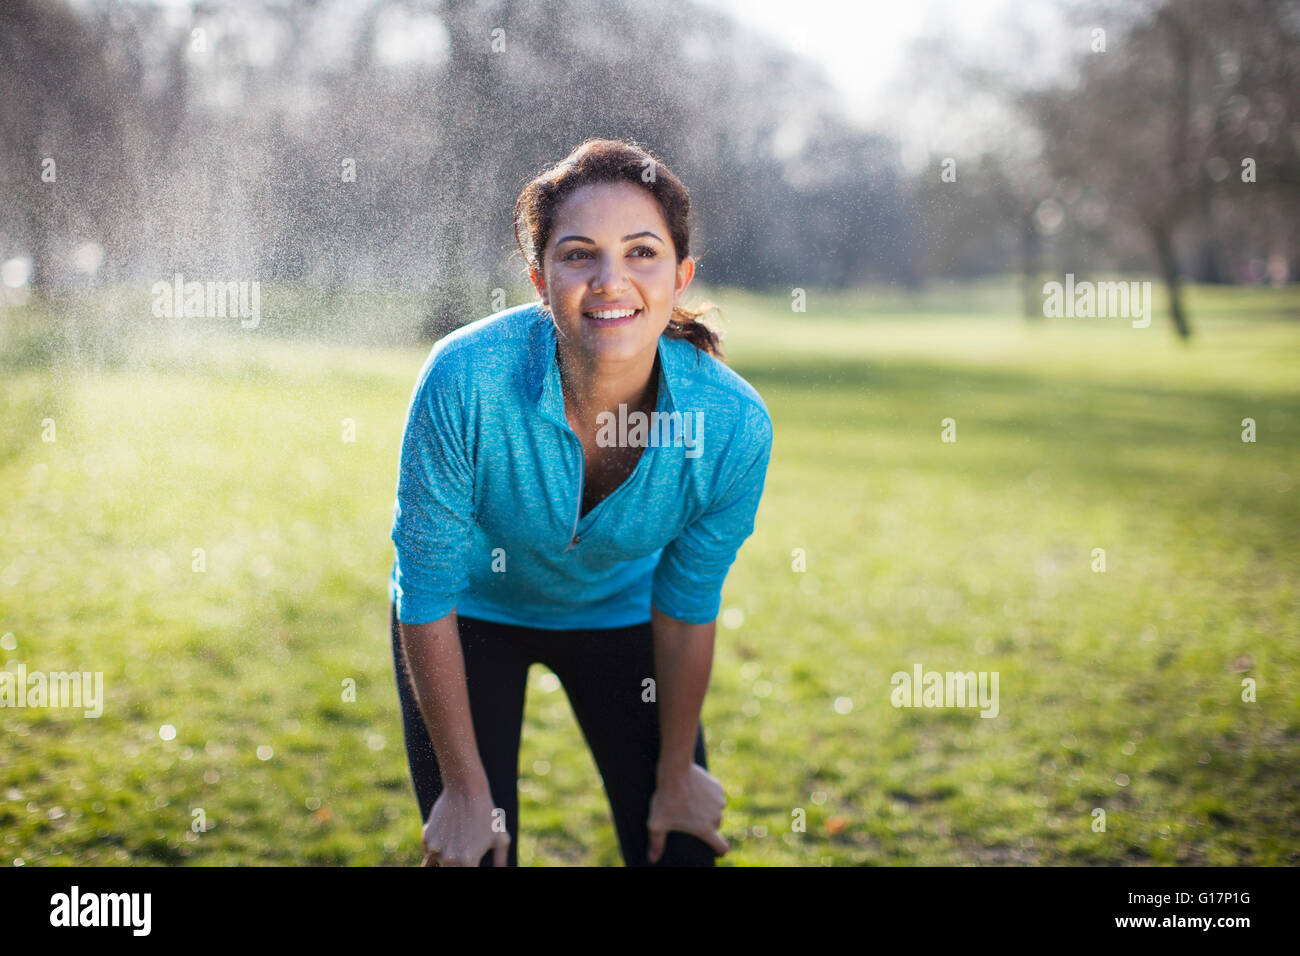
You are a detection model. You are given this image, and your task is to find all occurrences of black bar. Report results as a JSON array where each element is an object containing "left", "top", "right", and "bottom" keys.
[{"left": 2, "top": 864, "right": 1284, "bottom": 940}]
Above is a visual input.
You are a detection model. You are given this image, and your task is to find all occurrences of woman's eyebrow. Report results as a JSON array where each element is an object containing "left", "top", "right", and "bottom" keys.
[{"left": 555, "top": 231, "right": 664, "bottom": 245}]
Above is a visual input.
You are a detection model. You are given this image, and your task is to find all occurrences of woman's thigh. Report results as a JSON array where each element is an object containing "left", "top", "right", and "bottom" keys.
[
  {"left": 538, "top": 621, "right": 717, "bottom": 867},
  {"left": 389, "top": 604, "right": 530, "bottom": 866}
]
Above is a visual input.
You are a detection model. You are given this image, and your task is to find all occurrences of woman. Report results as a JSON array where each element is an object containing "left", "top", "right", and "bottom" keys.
[{"left": 387, "top": 138, "right": 773, "bottom": 867}]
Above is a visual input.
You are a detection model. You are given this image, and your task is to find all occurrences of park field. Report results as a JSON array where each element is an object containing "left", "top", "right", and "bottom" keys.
[{"left": 1, "top": 279, "right": 1297, "bottom": 865}]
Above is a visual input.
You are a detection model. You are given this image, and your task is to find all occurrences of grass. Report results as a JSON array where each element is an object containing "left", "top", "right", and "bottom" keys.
[{"left": 1, "top": 277, "right": 1297, "bottom": 865}]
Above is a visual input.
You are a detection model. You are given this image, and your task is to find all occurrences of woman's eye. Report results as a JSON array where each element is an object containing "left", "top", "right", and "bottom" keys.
[{"left": 561, "top": 246, "right": 656, "bottom": 261}]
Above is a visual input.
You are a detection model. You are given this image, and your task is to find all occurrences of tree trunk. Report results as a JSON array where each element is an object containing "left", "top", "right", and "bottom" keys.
[
  {"left": 1021, "top": 211, "right": 1040, "bottom": 318},
  {"left": 419, "top": 0, "right": 488, "bottom": 342},
  {"left": 1152, "top": 222, "right": 1191, "bottom": 339}
]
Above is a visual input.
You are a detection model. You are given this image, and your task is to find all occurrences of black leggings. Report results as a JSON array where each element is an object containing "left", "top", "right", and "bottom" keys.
[{"left": 389, "top": 602, "right": 716, "bottom": 866}]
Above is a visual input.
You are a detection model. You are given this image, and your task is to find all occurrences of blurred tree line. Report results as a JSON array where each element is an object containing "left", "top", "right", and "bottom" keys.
[
  {"left": 905, "top": 0, "right": 1299, "bottom": 335},
  {"left": 0, "top": 0, "right": 1295, "bottom": 339},
  {"left": 0, "top": 0, "right": 913, "bottom": 339}
]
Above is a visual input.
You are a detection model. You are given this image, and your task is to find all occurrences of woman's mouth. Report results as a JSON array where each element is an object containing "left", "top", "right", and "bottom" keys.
[{"left": 583, "top": 307, "right": 641, "bottom": 327}]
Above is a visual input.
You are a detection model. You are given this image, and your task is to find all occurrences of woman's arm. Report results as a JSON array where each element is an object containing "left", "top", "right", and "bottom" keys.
[
  {"left": 650, "top": 605, "right": 716, "bottom": 784},
  {"left": 398, "top": 609, "right": 491, "bottom": 796},
  {"left": 645, "top": 605, "right": 729, "bottom": 862},
  {"left": 642, "top": 403, "right": 772, "bottom": 861}
]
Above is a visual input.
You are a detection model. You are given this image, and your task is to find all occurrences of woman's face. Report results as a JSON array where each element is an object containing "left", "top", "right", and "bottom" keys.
[{"left": 533, "top": 180, "right": 694, "bottom": 366}]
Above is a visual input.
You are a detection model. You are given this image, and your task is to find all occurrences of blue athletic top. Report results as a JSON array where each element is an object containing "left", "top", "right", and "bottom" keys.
[{"left": 387, "top": 301, "right": 773, "bottom": 629}]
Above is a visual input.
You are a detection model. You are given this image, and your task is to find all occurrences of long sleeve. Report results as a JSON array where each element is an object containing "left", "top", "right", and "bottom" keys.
[
  {"left": 651, "top": 401, "right": 773, "bottom": 624},
  {"left": 390, "top": 350, "right": 476, "bottom": 625}
]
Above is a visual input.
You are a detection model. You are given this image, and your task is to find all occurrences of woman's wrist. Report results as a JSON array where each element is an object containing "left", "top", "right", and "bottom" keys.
[
  {"left": 655, "top": 756, "right": 693, "bottom": 786},
  {"left": 442, "top": 762, "right": 493, "bottom": 798}
]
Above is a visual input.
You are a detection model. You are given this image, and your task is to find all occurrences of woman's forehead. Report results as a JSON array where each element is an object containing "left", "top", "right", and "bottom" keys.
[{"left": 552, "top": 181, "right": 666, "bottom": 232}]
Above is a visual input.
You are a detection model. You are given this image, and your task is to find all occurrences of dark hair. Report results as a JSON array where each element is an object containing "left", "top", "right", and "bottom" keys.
[{"left": 512, "top": 138, "right": 724, "bottom": 359}]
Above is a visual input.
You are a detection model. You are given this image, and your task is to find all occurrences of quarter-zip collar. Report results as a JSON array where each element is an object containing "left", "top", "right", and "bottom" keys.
[{"left": 531, "top": 304, "right": 690, "bottom": 429}]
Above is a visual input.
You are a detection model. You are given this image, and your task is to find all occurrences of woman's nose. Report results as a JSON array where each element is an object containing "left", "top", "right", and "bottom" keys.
[{"left": 593, "top": 254, "right": 630, "bottom": 293}]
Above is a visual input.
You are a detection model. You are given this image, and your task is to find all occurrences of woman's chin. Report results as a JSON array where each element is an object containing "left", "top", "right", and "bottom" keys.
[
  {"left": 554, "top": 310, "right": 664, "bottom": 364},
  {"left": 577, "top": 334, "right": 652, "bottom": 365}
]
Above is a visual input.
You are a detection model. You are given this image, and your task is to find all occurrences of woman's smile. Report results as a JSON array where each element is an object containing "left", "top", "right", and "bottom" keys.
[{"left": 584, "top": 306, "right": 642, "bottom": 327}]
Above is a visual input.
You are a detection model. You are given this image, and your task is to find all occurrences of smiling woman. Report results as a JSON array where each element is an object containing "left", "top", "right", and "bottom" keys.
[{"left": 387, "top": 138, "right": 773, "bottom": 867}]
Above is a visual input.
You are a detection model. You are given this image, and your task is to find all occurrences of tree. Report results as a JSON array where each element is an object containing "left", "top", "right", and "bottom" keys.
[{"left": 1032, "top": 0, "right": 1300, "bottom": 337}]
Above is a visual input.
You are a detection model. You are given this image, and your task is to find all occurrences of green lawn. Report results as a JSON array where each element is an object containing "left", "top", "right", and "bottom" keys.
[{"left": 2, "top": 279, "right": 1297, "bottom": 865}]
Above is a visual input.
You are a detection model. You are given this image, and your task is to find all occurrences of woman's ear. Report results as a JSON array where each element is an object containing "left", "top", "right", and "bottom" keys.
[
  {"left": 674, "top": 256, "right": 696, "bottom": 300},
  {"left": 529, "top": 267, "right": 548, "bottom": 305}
]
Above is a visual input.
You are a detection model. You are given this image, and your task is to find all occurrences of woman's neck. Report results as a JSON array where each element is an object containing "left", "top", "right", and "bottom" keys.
[{"left": 557, "top": 341, "right": 659, "bottom": 432}]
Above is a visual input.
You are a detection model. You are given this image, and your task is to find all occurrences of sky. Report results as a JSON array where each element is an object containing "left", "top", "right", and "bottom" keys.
[
  {"left": 696, "top": 0, "right": 978, "bottom": 120},
  {"left": 697, "top": 0, "right": 1077, "bottom": 170},
  {"left": 695, "top": 0, "right": 1075, "bottom": 111}
]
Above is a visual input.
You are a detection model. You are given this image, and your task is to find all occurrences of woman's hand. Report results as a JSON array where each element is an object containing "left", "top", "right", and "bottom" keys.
[
  {"left": 646, "top": 762, "right": 730, "bottom": 863},
  {"left": 422, "top": 782, "right": 510, "bottom": 867}
]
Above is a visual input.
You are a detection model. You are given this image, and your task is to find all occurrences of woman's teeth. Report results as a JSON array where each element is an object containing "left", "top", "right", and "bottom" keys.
[{"left": 585, "top": 308, "right": 638, "bottom": 319}]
